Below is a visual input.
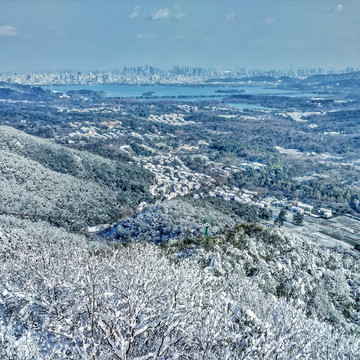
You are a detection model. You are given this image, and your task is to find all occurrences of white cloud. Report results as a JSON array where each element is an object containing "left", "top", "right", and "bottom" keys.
[
  {"left": 151, "top": 6, "right": 185, "bottom": 20},
  {"left": 136, "top": 33, "right": 155, "bottom": 40},
  {"left": 335, "top": 3, "right": 344, "bottom": 11},
  {"left": 262, "top": 18, "right": 277, "bottom": 25},
  {"left": 0, "top": 25, "right": 18, "bottom": 36},
  {"left": 226, "top": 13, "right": 236, "bottom": 21},
  {"left": 152, "top": 8, "right": 170, "bottom": 20},
  {"left": 329, "top": 3, "right": 344, "bottom": 12},
  {"left": 129, "top": 5, "right": 141, "bottom": 19},
  {"left": 172, "top": 5, "right": 185, "bottom": 19}
]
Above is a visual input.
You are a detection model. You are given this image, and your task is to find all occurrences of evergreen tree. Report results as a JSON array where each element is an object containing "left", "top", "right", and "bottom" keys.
[
  {"left": 278, "top": 208, "right": 287, "bottom": 222},
  {"left": 293, "top": 212, "right": 304, "bottom": 226},
  {"left": 274, "top": 216, "right": 283, "bottom": 227},
  {"left": 274, "top": 208, "right": 287, "bottom": 226}
]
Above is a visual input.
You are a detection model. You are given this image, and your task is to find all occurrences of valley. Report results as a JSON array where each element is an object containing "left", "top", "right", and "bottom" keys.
[{"left": 1, "top": 78, "right": 360, "bottom": 242}]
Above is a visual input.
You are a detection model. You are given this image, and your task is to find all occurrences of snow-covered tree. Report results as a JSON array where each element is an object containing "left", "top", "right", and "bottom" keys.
[{"left": 1, "top": 215, "right": 359, "bottom": 359}]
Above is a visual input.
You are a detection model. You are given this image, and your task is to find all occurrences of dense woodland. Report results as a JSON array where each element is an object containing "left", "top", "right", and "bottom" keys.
[{"left": 0, "top": 126, "right": 153, "bottom": 231}]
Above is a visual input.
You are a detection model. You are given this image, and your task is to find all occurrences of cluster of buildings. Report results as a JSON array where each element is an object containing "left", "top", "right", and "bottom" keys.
[
  {"left": 137, "top": 154, "right": 213, "bottom": 200},
  {"left": 135, "top": 153, "right": 263, "bottom": 207},
  {"left": 136, "top": 151, "right": 334, "bottom": 221},
  {"left": 54, "top": 104, "right": 125, "bottom": 115},
  {"left": 66, "top": 120, "right": 123, "bottom": 142},
  {"left": 139, "top": 148, "right": 334, "bottom": 219},
  {"left": 147, "top": 113, "right": 195, "bottom": 126},
  {"left": 288, "top": 202, "right": 333, "bottom": 219},
  {"left": 1, "top": 66, "right": 358, "bottom": 86},
  {"left": 260, "top": 197, "right": 333, "bottom": 219},
  {"left": 208, "top": 187, "right": 257, "bottom": 204}
]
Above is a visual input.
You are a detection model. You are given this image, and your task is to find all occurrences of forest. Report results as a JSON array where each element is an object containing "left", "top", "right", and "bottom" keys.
[{"left": 0, "top": 126, "right": 153, "bottom": 231}]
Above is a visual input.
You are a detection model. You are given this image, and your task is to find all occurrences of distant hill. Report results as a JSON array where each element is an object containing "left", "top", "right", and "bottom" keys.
[
  {"left": 302, "top": 71, "right": 360, "bottom": 87},
  {"left": 64, "top": 88, "right": 106, "bottom": 100},
  {"left": 0, "top": 82, "right": 105, "bottom": 101},
  {"left": 0, "top": 82, "right": 58, "bottom": 101},
  {"left": 0, "top": 126, "right": 153, "bottom": 231}
]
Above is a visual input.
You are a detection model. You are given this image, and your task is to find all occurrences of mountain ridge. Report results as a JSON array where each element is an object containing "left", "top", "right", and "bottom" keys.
[{"left": 0, "top": 126, "right": 153, "bottom": 231}]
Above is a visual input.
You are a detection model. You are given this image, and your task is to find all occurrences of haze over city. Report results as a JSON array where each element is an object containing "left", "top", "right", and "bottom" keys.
[{"left": 0, "top": 0, "right": 359, "bottom": 72}]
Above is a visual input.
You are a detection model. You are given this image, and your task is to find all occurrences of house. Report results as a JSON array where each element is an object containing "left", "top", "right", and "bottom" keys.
[
  {"left": 290, "top": 206, "right": 304, "bottom": 214},
  {"left": 318, "top": 208, "right": 333, "bottom": 218},
  {"left": 297, "top": 201, "right": 314, "bottom": 213}
]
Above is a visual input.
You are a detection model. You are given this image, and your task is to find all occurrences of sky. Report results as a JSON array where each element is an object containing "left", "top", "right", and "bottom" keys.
[{"left": 0, "top": 0, "right": 359, "bottom": 72}]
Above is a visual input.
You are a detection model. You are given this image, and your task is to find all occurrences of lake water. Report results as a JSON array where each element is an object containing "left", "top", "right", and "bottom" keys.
[
  {"left": 43, "top": 84, "right": 315, "bottom": 111},
  {"left": 44, "top": 83, "right": 313, "bottom": 99}
]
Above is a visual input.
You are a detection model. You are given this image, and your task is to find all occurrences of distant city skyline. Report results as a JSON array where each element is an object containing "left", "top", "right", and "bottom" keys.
[
  {"left": 0, "top": 0, "right": 359, "bottom": 72},
  {"left": 3, "top": 65, "right": 358, "bottom": 87},
  {"left": 2, "top": 65, "right": 358, "bottom": 75},
  {"left": 1, "top": 64, "right": 359, "bottom": 74}
]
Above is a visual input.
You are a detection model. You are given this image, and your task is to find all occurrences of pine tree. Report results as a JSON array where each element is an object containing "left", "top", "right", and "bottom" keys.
[
  {"left": 274, "top": 216, "right": 283, "bottom": 227},
  {"left": 293, "top": 212, "right": 304, "bottom": 225}
]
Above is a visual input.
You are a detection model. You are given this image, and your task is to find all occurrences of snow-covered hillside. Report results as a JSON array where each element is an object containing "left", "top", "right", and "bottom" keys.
[
  {"left": 0, "top": 126, "right": 153, "bottom": 231},
  {"left": 1, "top": 215, "right": 359, "bottom": 359}
]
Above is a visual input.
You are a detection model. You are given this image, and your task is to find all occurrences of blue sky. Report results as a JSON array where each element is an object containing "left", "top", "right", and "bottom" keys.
[{"left": 0, "top": 0, "right": 359, "bottom": 71}]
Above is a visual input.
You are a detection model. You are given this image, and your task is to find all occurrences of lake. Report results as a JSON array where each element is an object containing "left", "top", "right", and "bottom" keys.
[{"left": 44, "top": 83, "right": 313, "bottom": 100}]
